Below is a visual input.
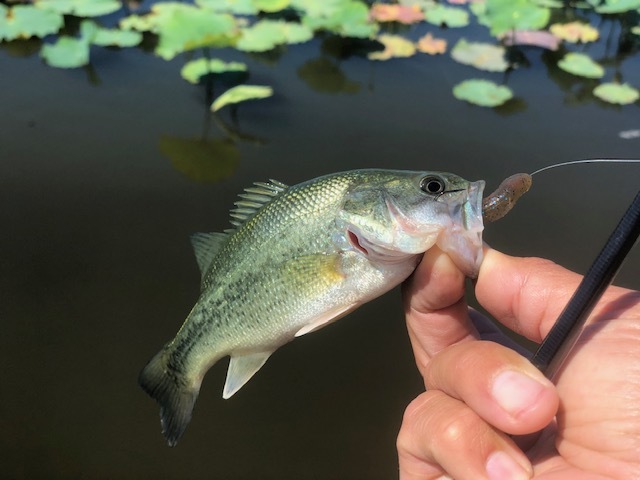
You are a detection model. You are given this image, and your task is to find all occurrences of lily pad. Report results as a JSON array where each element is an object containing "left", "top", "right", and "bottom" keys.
[
  {"left": 237, "top": 20, "right": 312, "bottom": 52},
  {"left": 368, "top": 34, "right": 416, "bottom": 60},
  {"left": 550, "top": 21, "right": 599, "bottom": 43},
  {"left": 416, "top": 32, "right": 447, "bottom": 55},
  {"left": 453, "top": 79, "right": 513, "bottom": 107},
  {"left": 92, "top": 27, "right": 142, "bottom": 47},
  {"left": 123, "top": 4, "right": 238, "bottom": 60},
  {"left": 34, "top": 0, "right": 121, "bottom": 17},
  {"left": 0, "top": 4, "right": 63, "bottom": 41},
  {"left": 424, "top": 5, "right": 469, "bottom": 27},
  {"left": 478, "top": 0, "right": 550, "bottom": 36},
  {"left": 196, "top": 0, "right": 258, "bottom": 15},
  {"left": 181, "top": 58, "right": 247, "bottom": 84},
  {"left": 370, "top": 4, "right": 425, "bottom": 24},
  {"left": 595, "top": 0, "right": 640, "bottom": 13},
  {"left": 254, "top": 0, "right": 291, "bottom": 12},
  {"left": 451, "top": 39, "right": 508, "bottom": 72},
  {"left": 41, "top": 36, "right": 90, "bottom": 68},
  {"left": 557, "top": 52, "right": 604, "bottom": 78},
  {"left": 301, "top": 0, "right": 378, "bottom": 38},
  {"left": 211, "top": 85, "right": 274, "bottom": 111},
  {"left": 593, "top": 83, "right": 639, "bottom": 105}
]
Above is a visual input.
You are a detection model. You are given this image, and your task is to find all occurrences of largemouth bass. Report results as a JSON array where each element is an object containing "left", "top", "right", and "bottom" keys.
[{"left": 140, "top": 169, "right": 486, "bottom": 446}]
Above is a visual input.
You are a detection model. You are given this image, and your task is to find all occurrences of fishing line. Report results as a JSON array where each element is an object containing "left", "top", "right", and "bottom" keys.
[{"left": 529, "top": 158, "right": 640, "bottom": 176}]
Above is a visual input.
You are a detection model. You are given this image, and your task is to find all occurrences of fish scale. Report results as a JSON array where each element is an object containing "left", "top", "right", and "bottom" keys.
[{"left": 139, "top": 169, "right": 486, "bottom": 446}]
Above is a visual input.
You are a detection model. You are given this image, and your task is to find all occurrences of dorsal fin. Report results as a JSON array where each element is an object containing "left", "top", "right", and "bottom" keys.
[
  {"left": 225, "top": 179, "right": 288, "bottom": 232},
  {"left": 190, "top": 232, "right": 228, "bottom": 280}
]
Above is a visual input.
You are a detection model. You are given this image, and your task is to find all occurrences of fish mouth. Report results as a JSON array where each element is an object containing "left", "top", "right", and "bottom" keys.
[{"left": 436, "top": 180, "right": 485, "bottom": 277}]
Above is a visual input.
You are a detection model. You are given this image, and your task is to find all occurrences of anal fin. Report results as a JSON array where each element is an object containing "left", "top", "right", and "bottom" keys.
[{"left": 223, "top": 351, "right": 273, "bottom": 399}]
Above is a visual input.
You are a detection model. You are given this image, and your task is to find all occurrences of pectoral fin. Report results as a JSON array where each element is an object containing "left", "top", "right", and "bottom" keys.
[{"left": 223, "top": 351, "right": 273, "bottom": 399}]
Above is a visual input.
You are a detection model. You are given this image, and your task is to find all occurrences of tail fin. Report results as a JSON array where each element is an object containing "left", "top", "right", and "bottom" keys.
[{"left": 138, "top": 349, "right": 200, "bottom": 447}]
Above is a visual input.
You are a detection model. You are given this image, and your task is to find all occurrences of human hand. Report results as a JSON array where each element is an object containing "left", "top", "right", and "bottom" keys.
[{"left": 398, "top": 247, "right": 640, "bottom": 479}]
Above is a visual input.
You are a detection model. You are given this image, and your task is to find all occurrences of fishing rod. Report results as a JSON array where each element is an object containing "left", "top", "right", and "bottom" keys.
[{"left": 531, "top": 189, "right": 640, "bottom": 379}]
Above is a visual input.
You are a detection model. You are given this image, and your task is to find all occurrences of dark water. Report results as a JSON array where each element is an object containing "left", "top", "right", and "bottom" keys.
[{"left": 1, "top": 18, "right": 640, "bottom": 480}]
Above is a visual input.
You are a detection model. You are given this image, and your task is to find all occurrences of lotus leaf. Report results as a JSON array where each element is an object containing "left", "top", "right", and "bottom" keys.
[
  {"left": 34, "top": 0, "right": 121, "bottom": 17},
  {"left": 237, "top": 20, "right": 312, "bottom": 52},
  {"left": 633, "top": 26, "right": 640, "bottom": 35},
  {"left": 550, "top": 21, "right": 599, "bottom": 43},
  {"left": 478, "top": 0, "right": 550, "bottom": 36},
  {"left": 424, "top": 5, "right": 469, "bottom": 28},
  {"left": 301, "top": 0, "right": 377, "bottom": 38},
  {"left": 126, "top": 4, "right": 238, "bottom": 60},
  {"left": 370, "top": 4, "right": 424, "bottom": 24},
  {"left": 416, "top": 33, "right": 447, "bottom": 55},
  {"left": 557, "top": 52, "right": 604, "bottom": 78},
  {"left": 595, "top": 0, "right": 640, "bottom": 13},
  {"left": 453, "top": 79, "right": 513, "bottom": 107},
  {"left": 211, "top": 85, "right": 274, "bottom": 111},
  {"left": 593, "top": 83, "right": 639, "bottom": 104},
  {"left": 91, "top": 25, "right": 143, "bottom": 47},
  {"left": 254, "top": 0, "right": 291, "bottom": 12},
  {"left": 451, "top": 39, "right": 508, "bottom": 72},
  {"left": 196, "top": 0, "right": 258, "bottom": 14},
  {"left": 119, "top": 15, "right": 154, "bottom": 32},
  {"left": 0, "top": 4, "right": 63, "bottom": 41},
  {"left": 368, "top": 34, "right": 416, "bottom": 60},
  {"left": 41, "top": 36, "right": 90, "bottom": 68},
  {"left": 181, "top": 58, "right": 247, "bottom": 84},
  {"left": 159, "top": 135, "right": 239, "bottom": 183}
]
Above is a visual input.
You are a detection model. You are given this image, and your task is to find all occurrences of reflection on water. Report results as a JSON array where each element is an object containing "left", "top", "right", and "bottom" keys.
[{"left": 1, "top": 4, "right": 640, "bottom": 480}]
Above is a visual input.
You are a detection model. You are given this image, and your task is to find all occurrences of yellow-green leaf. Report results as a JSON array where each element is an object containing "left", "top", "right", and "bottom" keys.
[
  {"left": 451, "top": 38, "right": 508, "bottom": 72},
  {"left": 0, "top": 4, "right": 63, "bottom": 41},
  {"left": 211, "top": 85, "right": 273, "bottom": 111},
  {"left": 181, "top": 58, "right": 247, "bottom": 84},
  {"left": 453, "top": 79, "right": 513, "bottom": 107},
  {"left": 550, "top": 22, "right": 599, "bottom": 43},
  {"left": 557, "top": 52, "right": 604, "bottom": 78},
  {"left": 368, "top": 34, "right": 416, "bottom": 60},
  {"left": 593, "top": 83, "right": 639, "bottom": 105}
]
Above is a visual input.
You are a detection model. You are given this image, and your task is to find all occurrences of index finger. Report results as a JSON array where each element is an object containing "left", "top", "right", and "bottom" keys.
[{"left": 402, "top": 247, "right": 478, "bottom": 376}]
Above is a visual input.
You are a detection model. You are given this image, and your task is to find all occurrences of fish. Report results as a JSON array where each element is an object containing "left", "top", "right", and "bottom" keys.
[{"left": 139, "top": 169, "right": 487, "bottom": 446}]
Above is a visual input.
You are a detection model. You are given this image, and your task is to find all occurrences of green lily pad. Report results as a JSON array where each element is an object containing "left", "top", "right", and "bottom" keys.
[
  {"left": 0, "top": 4, "right": 63, "bottom": 41},
  {"left": 41, "top": 36, "right": 90, "bottom": 68},
  {"left": 424, "top": 5, "right": 469, "bottom": 28},
  {"left": 451, "top": 39, "right": 508, "bottom": 72},
  {"left": 478, "top": 0, "right": 550, "bottom": 36},
  {"left": 595, "top": 0, "right": 640, "bottom": 13},
  {"left": 301, "top": 0, "right": 377, "bottom": 38},
  {"left": 237, "top": 20, "right": 313, "bottom": 52},
  {"left": 211, "top": 85, "right": 274, "bottom": 111},
  {"left": 557, "top": 52, "right": 604, "bottom": 78},
  {"left": 123, "top": 4, "right": 238, "bottom": 60},
  {"left": 159, "top": 135, "right": 240, "bottom": 184},
  {"left": 453, "top": 79, "right": 513, "bottom": 107},
  {"left": 34, "top": 0, "right": 121, "bottom": 17},
  {"left": 196, "top": 0, "right": 258, "bottom": 15},
  {"left": 181, "top": 58, "right": 247, "bottom": 84},
  {"left": 593, "top": 83, "right": 639, "bottom": 104},
  {"left": 254, "top": 0, "right": 291, "bottom": 12},
  {"left": 632, "top": 26, "right": 640, "bottom": 36}
]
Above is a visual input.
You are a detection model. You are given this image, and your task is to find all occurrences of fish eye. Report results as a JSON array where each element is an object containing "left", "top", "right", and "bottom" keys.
[{"left": 420, "top": 176, "right": 445, "bottom": 195}]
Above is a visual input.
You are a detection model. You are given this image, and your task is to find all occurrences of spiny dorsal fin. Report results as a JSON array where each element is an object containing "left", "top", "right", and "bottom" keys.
[
  {"left": 226, "top": 179, "right": 288, "bottom": 231},
  {"left": 190, "top": 232, "right": 228, "bottom": 279}
]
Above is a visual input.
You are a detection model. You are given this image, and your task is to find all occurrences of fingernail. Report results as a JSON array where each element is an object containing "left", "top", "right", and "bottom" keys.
[
  {"left": 491, "top": 370, "right": 550, "bottom": 418},
  {"left": 486, "top": 451, "right": 530, "bottom": 480}
]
